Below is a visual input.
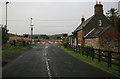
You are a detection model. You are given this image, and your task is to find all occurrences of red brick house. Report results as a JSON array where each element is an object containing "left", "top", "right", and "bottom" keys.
[
  {"left": 69, "top": 1, "right": 120, "bottom": 52},
  {"left": 9, "top": 37, "right": 30, "bottom": 41}
]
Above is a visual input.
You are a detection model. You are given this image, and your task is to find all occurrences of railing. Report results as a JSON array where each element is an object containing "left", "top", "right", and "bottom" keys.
[{"left": 65, "top": 44, "right": 120, "bottom": 73}]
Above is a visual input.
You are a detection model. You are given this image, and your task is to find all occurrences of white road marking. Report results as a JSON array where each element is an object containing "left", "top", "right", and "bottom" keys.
[
  {"left": 19, "top": 56, "right": 23, "bottom": 58},
  {"left": 47, "top": 59, "right": 50, "bottom": 61},
  {"left": 33, "top": 46, "right": 35, "bottom": 48},
  {"left": 45, "top": 46, "right": 48, "bottom": 48},
  {"left": 45, "top": 46, "right": 52, "bottom": 79}
]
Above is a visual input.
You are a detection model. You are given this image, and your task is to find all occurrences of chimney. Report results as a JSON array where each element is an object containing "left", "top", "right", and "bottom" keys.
[
  {"left": 81, "top": 16, "right": 85, "bottom": 24},
  {"left": 114, "top": 16, "right": 119, "bottom": 30},
  {"left": 94, "top": 1, "right": 103, "bottom": 15}
]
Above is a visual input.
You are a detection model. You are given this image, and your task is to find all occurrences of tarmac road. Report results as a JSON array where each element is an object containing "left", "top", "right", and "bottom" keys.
[{"left": 2, "top": 44, "right": 116, "bottom": 78}]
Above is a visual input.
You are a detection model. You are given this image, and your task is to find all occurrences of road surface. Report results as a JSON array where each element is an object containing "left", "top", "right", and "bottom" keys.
[{"left": 2, "top": 44, "right": 116, "bottom": 78}]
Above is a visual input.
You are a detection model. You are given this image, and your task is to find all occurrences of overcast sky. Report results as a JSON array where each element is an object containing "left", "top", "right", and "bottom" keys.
[{"left": 1, "top": 0, "right": 119, "bottom": 35}]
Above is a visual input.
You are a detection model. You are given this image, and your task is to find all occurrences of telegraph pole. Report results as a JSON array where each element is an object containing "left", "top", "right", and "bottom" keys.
[{"left": 30, "top": 18, "right": 33, "bottom": 42}]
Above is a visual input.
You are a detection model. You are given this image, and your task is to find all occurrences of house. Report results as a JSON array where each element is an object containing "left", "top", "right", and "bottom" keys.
[
  {"left": 69, "top": 1, "right": 120, "bottom": 52},
  {"left": 9, "top": 37, "right": 30, "bottom": 41}
]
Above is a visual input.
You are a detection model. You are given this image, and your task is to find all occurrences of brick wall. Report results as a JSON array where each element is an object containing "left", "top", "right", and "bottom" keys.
[
  {"left": 77, "top": 30, "right": 83, "bottom": 45},
  {"left": 69, "top": 37, "right": 71, "bottom": 45},
  {"left": 101, "top": 26, "right": 120, "bottom": 39}
]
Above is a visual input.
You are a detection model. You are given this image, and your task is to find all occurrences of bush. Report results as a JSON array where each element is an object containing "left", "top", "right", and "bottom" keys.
[
  {"left": 63, "top": 43, "right": 69, "bottom": 48},
  {"left": 81, "top": 46, "right": 94, "bottom": 56},
  {"left": 2, "top": 27, "right": 9, "bottom": 45}
]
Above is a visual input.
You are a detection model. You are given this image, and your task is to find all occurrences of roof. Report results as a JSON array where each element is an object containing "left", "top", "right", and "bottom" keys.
[
  {"left": 84, "top": 25, "right": 111, "bottom": 38},
  {"left": 69, "top": 34, "right": 74, "bottom": 37},
  {"left": 73, "top": 15, "right": 95, "bottom": 33}
]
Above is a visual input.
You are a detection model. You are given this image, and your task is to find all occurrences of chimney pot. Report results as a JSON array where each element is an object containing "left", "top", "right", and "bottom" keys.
[
  {"left": 99, "top": 1, "right": 101, "bottom": 5},
  {"left": 81, "top": 16, "right": 85, "bottom": 24},
  {"left": 96, "top": 1, "right": 98, "bottom": 4},
  {"left": 94, "top": 1, "right": 103, "bottom": 15}
]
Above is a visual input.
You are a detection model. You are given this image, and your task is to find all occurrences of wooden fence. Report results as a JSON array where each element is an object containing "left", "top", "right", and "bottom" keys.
[{"left": 65, "top": 45, "right": 120, "bottom": 73}]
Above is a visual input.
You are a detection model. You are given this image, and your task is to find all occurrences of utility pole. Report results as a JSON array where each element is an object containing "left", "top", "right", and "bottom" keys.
[
  {"left": 16, "top": 33, "right": 17, "bottom": 41},
  {"left": 30, "top": 18, "right": 33, "bottom": 42},
  {"left": 5, "top": 1, "right": 9, "bottom": 29}
]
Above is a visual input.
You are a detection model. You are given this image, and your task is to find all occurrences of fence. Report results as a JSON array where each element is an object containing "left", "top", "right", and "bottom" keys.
[
  {"left": 65, "top": 44, "right": 120, "bottom": 73},
  {"left": 8, "top": 40, "right": 30, "bottom": 47}
]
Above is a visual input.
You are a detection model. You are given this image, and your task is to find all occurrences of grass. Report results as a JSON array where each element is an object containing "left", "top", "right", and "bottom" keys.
[
  {"left": 61, "top": 47, "right": 120, "bottom": 77},
  {"left": 57, "top": 43, "right": 63, "bottom": 46},
  {"left": 2, "top": 46, "right": 30, "bottom": 60}
]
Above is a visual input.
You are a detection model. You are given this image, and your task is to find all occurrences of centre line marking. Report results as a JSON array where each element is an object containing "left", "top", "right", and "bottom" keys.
[
  {"left": 45, "top": 47, "right": 52, "bottom": 79},
  {"left": 45, "top": 46, "right": 48, "bottom": 48}
]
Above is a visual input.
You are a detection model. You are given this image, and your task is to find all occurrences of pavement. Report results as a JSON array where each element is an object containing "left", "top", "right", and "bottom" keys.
[{"left": 2, "top": 44, "right": 117, "bottom": 78}]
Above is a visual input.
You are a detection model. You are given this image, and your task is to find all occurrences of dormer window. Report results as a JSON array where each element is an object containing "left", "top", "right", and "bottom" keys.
[{"left": 98, "top": 20, "right": 102, "bottom": 26}]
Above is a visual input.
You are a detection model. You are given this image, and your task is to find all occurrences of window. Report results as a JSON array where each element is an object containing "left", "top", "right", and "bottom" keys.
[{"left": 98, "top": 20, "right": 102, "bottom": 26}]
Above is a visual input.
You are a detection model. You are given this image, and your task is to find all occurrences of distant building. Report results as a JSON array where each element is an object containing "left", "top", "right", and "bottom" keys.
[
  {"left": 9, "top": 37, "right": 30, "bottom": 41},
  {"left": 69, "top": 1, "right": 120, "bottom": 52},
  {"left": 9, "top": 37, "right": 22, "bottom": 40}
]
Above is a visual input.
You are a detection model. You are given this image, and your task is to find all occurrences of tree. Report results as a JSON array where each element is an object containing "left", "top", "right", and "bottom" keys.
[
  {"left": 106, "top": 8, "right": 119, "bottom": 24},
  {"left": 62, "top": 37, "right": 69, "bottom": 48},
  {"left": 39, "top": 34, "right": 49, "bottom": 39},
  {"left": 1, "top": 26, "right": 9, "bottom": 45},
  {"left": 62, "top": 37, "right": 69, "bottom": 43},
  {"left": 106, "top": 8, "right": 120, "bottom": 32},
  {"left": 57, "top": 36, "right": 61, "bottom": 39}
]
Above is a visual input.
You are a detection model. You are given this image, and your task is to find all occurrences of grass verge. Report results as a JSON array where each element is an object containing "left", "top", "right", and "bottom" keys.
[
  {"left": 2, "top": 46, "right": 30, "bottom": 60},
  {"left": 2, "top": 45, "right": 31, "bottom": 66},
  {"left": 61, "top": 47, "right": 120, "bottom": 77}
]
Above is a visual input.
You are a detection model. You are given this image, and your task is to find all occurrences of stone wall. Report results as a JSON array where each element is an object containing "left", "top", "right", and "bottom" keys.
[
  {"left": 85, "top": 38, "right": 120, "bottom": 52},
  {"left": 85, "top": 38, "right": 99, "bottom": 49},
  {"left": 99, "top": 38, "right": 120, "bottom": 52}
]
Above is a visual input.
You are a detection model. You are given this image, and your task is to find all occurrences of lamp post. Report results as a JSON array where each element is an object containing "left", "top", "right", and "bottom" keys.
[
  {"left": 30, "top": 18, "right": 33, "bottom": 42},
  {"left": 5, "top": 1, "right": 9, "bottom": 29}
]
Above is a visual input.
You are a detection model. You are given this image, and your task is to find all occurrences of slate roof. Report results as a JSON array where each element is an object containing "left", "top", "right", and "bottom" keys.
[
  {"left": 84, "top": 25, "right": 111, "bottom": 38},
  {"left": 69, "top": 34, "right": 74, "bottom": 37},
  {"left": 73, "top": 15, "right": 95, "bottom": 33},
  {"left": 72, "top": 14, "right": 113, "bottom": 39}
]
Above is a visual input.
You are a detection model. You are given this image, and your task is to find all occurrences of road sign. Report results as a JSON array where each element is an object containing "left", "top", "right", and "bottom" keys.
[
  {"left": 23, "top": 34, "right": 29, "bottom": 38},
  {"left": 62, "top": 33, "right": 68, "bottom": 37}
]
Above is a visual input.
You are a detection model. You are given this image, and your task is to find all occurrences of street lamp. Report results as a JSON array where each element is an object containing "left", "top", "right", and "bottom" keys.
[
  {"left": 30, "top": 18, "right": 33, "bottom": 42},
  {"left": 5, "top": 1, "right": 9, "bottom": 29}
]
